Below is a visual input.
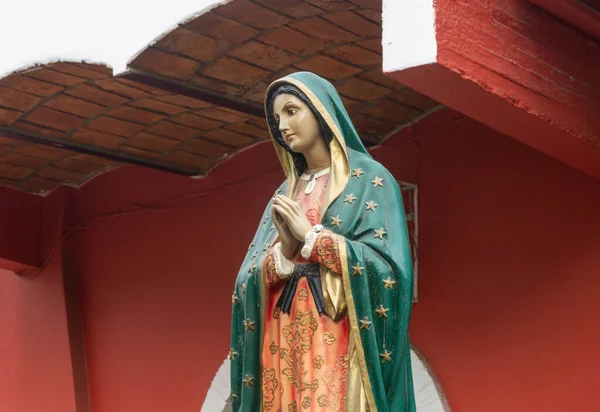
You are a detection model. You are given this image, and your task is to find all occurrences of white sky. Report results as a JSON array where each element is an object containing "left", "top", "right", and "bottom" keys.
[{"left": 0, "top": 0, "right": 225, "bottom": 78}]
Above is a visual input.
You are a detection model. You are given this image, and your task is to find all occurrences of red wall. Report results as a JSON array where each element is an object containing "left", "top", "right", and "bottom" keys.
[
  {"left": 0, "top": 187, "right": 78, "bottom": 412},
  {"left": 0, "top": 259, "right": 76, "bottom": 412},
  {"left": 1, "top": 109, "right": 600, "bottom": 411},
  {"left": 76, "top": 144, "right": 285, "bottom": 411},
  {"left": 374, "top": 111, "right": 600, "bottom": 411}
]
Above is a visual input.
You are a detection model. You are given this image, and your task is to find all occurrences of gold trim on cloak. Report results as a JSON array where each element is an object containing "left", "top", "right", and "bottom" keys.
[
  {"left": 338, "top": 236, "right": 376, "bottom": 412},
  {"left": 319, "top": 266, "right": 347, "bottom": 321},
  {"left": 262, "top": 75, "right": 377, "bottom": 412}
]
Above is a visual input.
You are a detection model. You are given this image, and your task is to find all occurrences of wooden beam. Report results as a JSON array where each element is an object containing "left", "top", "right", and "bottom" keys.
[
  {"left": 0, "top": 128, "right": 199, "bottom": 176},
  {"left": 120, "top": 71, "right": 264, "bottom": 118}
]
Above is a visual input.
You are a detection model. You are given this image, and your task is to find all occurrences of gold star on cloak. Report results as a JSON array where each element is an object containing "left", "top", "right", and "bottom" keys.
[
  {"left": 232, "top": 294, "right": 239, "bottom": 304},
  {"left": 344, "top": 193, "right": 357, "bottom": 204},
  {"left": 383, "top": 276, "right": 396, "bottom": 290},
  {"left": 371, "top": 176, "right": 384, "bottom": 188},
  {"left": 330, "top": 215, "right": 342, "bottom": 227},
  {"left": 248, "top": 262, "right": 257, "bottom": 273},
  {"left": 242, "top": 282, "right": 247, "bottom": 293},
  {"left": 380, "top": 350, "right": 393, "bottom": 364},
  {"left": 243, "top": 375, "right": 255, "bottom": 388},
  {"left": 352, "top": 168, "right": 364, "bottom": 178},
  {"left": 374, "top": 228, "right": 386, "bottom": 239},
  {"left": 229, "top": 392, "right": 237, "bottom": 401},
  {"left": 375, "top": 305, "right": 389, "bottom": 318},
  {"left": 351, "top": 263, "right": 364, "bottom": 276},
  {"left": 360, "top": 317, "right": 372, "bottom": 330},
  {"left": 365, "top": 201, "right": 378, "bottom": 211},
  {"left": 243, "top": 319, "right": 255, "bottom": 331},
  {"left": 229, "top": 348, "right": 238, "bottom": 360}
]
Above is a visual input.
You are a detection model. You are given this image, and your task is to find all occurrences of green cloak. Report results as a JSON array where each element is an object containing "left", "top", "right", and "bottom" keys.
[{"left": 230, "top": 72, "right": 416, "bottom": 412}]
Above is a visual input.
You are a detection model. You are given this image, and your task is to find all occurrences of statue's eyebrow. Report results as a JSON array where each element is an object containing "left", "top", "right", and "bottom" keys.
[{"left": 274, "top": 101, "right": 297, "bottom": 118}]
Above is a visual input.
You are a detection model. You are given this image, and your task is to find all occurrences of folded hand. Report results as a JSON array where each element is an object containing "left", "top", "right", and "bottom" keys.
[{"left": 272, "top": 195, "right": 313, "bottom": 242}]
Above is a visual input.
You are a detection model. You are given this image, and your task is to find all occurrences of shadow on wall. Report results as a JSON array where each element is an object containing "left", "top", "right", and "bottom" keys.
[{"left": 200, "top": 347, "right": 450, "bottom": 411}]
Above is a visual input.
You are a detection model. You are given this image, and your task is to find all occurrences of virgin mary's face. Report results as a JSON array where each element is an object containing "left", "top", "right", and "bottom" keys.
[{"left": 272, "top": 93, "right": 322, "bottom": 155}]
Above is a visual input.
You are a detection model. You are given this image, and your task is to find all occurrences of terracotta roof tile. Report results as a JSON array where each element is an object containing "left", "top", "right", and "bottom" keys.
[
  {"left": 195, "top": 107, "right": 252, "bottom": 123},
  {"left": 125, "top": 132, "right": 180, "bottom": 153},
  {"left": 119, "top": 145, "right": 164, "bottom": 160},
  {"left": 157, "top": 28, "right": 230, "bottom": 62},
  {"left": 171, "top": 113, "right": 223, "bottom": 131},
  {"left": 0, "top": 107, "right": 22, "bottom": 125},
  {"left": 129, "top": 99, "right": 188, "bottom": 115},
  {"left": 22, "top": 106, "right": 86, "bottom": 132},
  {"left": 43, "top": 95, "right": 106, "bottom": 118},
  {"left": 295, "top": 55, "right": 362, "bottom": 80},
  {"left": 254, "top": 0, "right": 323, "bottom": 18},
  {"left": 204, "top": 128, "right": 255, "bottom": 147},
  {"left": 323, "top": 11, "right": 381, "bottom": 37},
  {"left": 229, "top": 41, "right": 297, "bottom": 71},
  {"left": 50, "top": 63, "right": 111, "bottom": 80},
  {"left": 201, "top": 56, "right": 269, "bottom": 88},
  {"left": 23, "top": 68, "right": 86, "bottom": 87},
  {"left": 0, "top": 162, "right": 35, "bottom": 180},
  {"left": 181, "top": 138, "right": 233, "bottom": 158},
  {"left": 258, "top": 26, "right": 320, "bottom": 55},
  {"left": 70, "top": 129, "right": 126, "bottom": 149},
  {"left": 86, "top": 116, "right": 146, "bottom": 137},
  {"left": 291, "top": 17, "right": 359, "bottom": 44},
  {"left": 65, "top": 84, "right": 129, "bottom": 107},
  {"left": 17, "top": 176, "right": 62, "bottom": 193},
  {"left": 163, "top": 150, "right": 212, "bottom": 172},
  {"left": 130, "top": 48, "right": 201, "bottom": 81},
  {"left": 215, "top": 0, "right": 291, "bottom": 29},
  {"left": 184, "top": 13, "right": 260, "bottom": 45},
  {"left": 37, "top": 166, "right": 86, "bottom": 184},
  {"left": 11, "top": 121, "right": 66, "bottom": 138},
  {"left": 190, "top": 75, "right": 245, "bottom": 97},
  {"left": 1, "top": 153, "right": 49, "bottom": 169},
  {"left": 0, "top": 75, "right": 63, "bottom": 97},
  {"left": 107, "top": 106, "right": 167, "bottom": 125},
  {"left": 0, "top": 87, "right": 42, "bottom": 111},
  {"left": 145, "top": 121, "right": 200, "bottom": 141}
]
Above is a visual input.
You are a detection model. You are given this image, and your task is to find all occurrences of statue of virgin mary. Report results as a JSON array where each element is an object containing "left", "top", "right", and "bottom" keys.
[{"left": 230, "top": 72, "right": 416, "bottom": 412}]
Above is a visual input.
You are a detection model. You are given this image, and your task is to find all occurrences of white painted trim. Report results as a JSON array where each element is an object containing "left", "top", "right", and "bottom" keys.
[
  {"left": 201, "top": 355, "right": 232, "bottom": 412},
  {"left": 382, "top": 0, "right": 438, "bottom": 73},
  {"left": 0, "top": 0, "right": 226, "bottom": 79},
  {"left": 399, "top": 180, "right": 419, "bottom": 302}
]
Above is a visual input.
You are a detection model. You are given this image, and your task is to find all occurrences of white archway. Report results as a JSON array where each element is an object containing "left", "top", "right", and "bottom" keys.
[
  {"left": 0, "top": 0, "right": 225, "bottom": 77},
  {"left": 201, "top": 348, "right": 449, "bottom": 411}
]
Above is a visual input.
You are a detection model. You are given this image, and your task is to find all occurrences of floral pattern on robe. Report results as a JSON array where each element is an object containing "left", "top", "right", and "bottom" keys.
[{"left": 262, "top": 172, "right": 349, "bottom": 412}]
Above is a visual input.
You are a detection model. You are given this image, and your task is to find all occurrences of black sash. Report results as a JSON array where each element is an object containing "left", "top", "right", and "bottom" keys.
[{"left": 275, "top": 263, "right": 327, "bottom": 317}]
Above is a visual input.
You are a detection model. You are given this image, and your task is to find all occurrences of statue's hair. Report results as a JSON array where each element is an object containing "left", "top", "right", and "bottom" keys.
[{"left": 265, "top": 83, "right": 334, "bottom": 176}]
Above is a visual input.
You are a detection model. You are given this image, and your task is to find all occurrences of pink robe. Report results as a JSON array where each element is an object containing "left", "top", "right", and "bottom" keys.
[{"left": 261, "top": 173, "right": 349, "bottom": 412}]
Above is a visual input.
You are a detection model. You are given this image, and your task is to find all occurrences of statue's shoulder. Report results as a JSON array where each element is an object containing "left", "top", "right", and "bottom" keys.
[{"left": 347, "top": 149, "right": 394, "bottom": 180}]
